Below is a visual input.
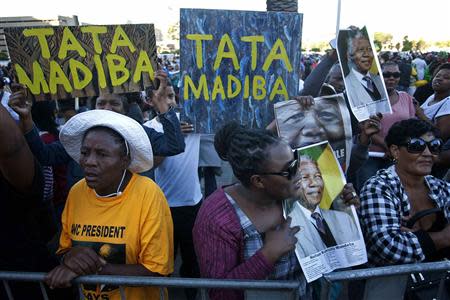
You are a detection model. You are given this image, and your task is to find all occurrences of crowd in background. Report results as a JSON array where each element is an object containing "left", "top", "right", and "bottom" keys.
[{"left": 0, "top": 44, "right": 449, "bottom": 300}]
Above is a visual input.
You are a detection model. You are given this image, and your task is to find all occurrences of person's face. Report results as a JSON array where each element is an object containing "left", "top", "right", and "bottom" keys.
[
  {"left": 350, "top": 37, "right": 374, "bottom": 74},
  {"left": 392, "top": 132, "right": 437, "bottom": 176},
  {"left": 147, "top": 86, "right": 177, "bottom": 108},
  {"left": 165, "top": 86, "right": 176, "bottom": 107},
  {"left": 96, "top": 94, "right": 125, "bottom": 114},
  {"left": 256, "top": 143, "right": 301, "bottom": 201},
  {"left": 327, "top": 67, "right": 345, "bottom": 93},
  {"left": 432, "top": 69, "right": 450, "bottom": 93},
  {"left": 280, "top": 99, "right": 344, "bottom": 148},
  {"left": 298, "top": 160, "right": 324, "bottom": 211},
  {"left": 80, "top": 130, "right": 129, "bottom": 195},
  {"left": 382, "top": 64, "right": 401, "bottom": 92}
]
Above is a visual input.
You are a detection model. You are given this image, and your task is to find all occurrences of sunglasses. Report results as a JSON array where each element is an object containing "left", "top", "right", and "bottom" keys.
[
  {"left": 258, "top": 158, "right": 299, "bottom": 180},
  {"left": 383, "top": 72, "right": 401, "bottom": 78},
  {"left": 398, "top": 138, "right": 442, "bottom": 155}
]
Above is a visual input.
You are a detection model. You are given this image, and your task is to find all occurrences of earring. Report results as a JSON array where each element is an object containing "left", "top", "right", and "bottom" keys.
[{"left": 392, "top": 157, "right": 398, "bottom": 164}]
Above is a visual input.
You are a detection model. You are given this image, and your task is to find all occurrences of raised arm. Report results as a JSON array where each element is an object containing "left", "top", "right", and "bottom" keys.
[
  {"left": 299, "top": 50, "right": 338, "bottom": 97},
  {"left": 0, "top": 87, "right": 35, "bottom": 191},
  {"left": 346, "top": 114, "right": 381, "bottom": 181},
  {"left": 23, "top": 126, "right": 73, "bottom": 165},
  {"left": 144, "top": 71, "right": 185, "bottom": 156},
  {"left": 8, "top": 91, "right": 72, "bottom": 166}
]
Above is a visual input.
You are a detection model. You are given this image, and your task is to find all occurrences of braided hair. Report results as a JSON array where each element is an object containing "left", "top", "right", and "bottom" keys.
[{"left": 214, "top": 122, "right": 281, "bottom": 187}]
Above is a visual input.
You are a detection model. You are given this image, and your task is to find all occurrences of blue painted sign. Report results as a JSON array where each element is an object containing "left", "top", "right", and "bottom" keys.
[{"left": 180, "top": 8, "right": 303, "bottom": 133}]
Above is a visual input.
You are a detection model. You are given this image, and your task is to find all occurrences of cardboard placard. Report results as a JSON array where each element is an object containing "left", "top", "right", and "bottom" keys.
[
  {"left": 5, "top": 24, "right": 157, "bottom": 100},
  {"left": 180, "top": 8, "right": 303, "bottom": 133}
]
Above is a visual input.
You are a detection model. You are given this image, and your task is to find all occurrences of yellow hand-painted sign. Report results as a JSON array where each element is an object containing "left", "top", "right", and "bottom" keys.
[
  {"left": 5, "top": 24, "right": 157, "bottom": 100},
  {"left": 183, "top": 34, "right": 292, "bottom": 101}
]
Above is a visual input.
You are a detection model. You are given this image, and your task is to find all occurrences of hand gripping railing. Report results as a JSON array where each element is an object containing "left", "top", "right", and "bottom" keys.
[{"left": 0, "top": 271, "right": 300, "bottom": 300}]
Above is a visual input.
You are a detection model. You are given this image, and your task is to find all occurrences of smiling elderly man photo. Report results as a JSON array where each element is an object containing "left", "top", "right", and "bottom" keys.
[
  {"left": 339, "top": 28, "right": 388, "bottom": 108},
  {"left": 288, "top": 155, "right": 360, "bottom": 257}
]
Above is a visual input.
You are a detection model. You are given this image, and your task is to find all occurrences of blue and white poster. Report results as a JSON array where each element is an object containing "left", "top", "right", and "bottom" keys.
[{"left": 180, "top": 8, "right": 303, "bottom": 133}]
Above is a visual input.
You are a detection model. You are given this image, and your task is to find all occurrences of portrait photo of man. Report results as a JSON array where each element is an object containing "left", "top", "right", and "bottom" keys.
[
  {"left": 337, "top": 27, "right": 389, "bottom": 113},
  {"left": 274, "top": 96, "right": 352, "bottom": 167},
  {"left": 287, "top": 155, "right": 360, "bottom": 258}
]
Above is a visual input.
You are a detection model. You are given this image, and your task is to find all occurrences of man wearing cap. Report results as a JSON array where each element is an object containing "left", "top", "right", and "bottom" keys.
[
  {"left": 8, "top": 70, "right": 184, "bottom": 188},
  {"left": 45, "top": 110, "right": 173, "bottom": 300}
]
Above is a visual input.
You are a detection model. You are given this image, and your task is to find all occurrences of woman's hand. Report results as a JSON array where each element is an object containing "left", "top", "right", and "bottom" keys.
[
  {"left": 293, "top": 95, "right": 314, "bottom": 109},
  {"left": 413, "top": 98, "right": 427, "bottom": 120},
  {"left": 7, "top": 83, "right": 34, "bottom": 133},
  {"left": 45, "top": 265, "right": 78, "bottom": 289},
  {"left": 358, "top": 114, "right": 382, "bottom": 146},
  {"left": 8, "top": 84, "right": 31, "bottom": 117},
  {"left": 180, "top": 121, "right": 194, "bottom": 134},
  {"left": 62, "top": 246, "right": 106, "bottom": 275},
  {"left": 261, "top": 217, "right": 300, "bottom": 264},
  {"left": 150, "top": 70, "right": 173, "bottom": 114},
  {"left": 341, "top": 183, "right": 360, "bottom": 208},
  {"left": 400, "top": 215, "right": 421, "bottom": 232}
]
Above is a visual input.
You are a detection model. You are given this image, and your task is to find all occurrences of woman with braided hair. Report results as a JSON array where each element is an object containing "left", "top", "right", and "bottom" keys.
[{"left": 193, "top": 122, "right": 311, "bottom": 300}]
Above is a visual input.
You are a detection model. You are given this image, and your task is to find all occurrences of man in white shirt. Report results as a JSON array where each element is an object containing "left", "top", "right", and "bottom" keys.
[
  {"left": 143, "top": 85, "right": 201, "bottom": 300},
  {"left": 412, "top": 55, "right": 427, "bottom": 81}
]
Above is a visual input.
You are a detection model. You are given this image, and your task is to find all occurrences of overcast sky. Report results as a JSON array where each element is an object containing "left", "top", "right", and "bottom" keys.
[{"left": 2, "top": 0, "right": 449, "bottom": 43}]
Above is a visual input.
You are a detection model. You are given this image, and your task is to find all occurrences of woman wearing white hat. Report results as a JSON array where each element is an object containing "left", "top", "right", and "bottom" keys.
[{"left": 45, "top": 110, "right": 173, "bottom": 300}]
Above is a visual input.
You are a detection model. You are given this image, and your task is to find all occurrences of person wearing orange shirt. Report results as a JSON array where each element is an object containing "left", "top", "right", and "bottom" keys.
[{"left": 45, "top": 110, "right": 173, "bottom": 300}]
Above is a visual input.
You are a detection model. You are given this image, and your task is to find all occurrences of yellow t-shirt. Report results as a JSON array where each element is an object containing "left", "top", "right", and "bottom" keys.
[{"left": 58, "top": 173, "right": 174, "bottom": 300}]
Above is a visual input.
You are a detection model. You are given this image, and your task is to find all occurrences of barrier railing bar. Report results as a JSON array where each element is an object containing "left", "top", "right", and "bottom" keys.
[
  {"left": 39, "top": 281, "right": 49, "bottom": 300},
  {"left": 200, "top": 288, "right": 208, "bottom": 300},
  {"left": 119, "top": 285, "right": 126, "bottom": 300},
  {"left": 323, "top": 261, "right": 450, "bottom": 282},
  {"left": 2, "top": 280, "right": 13, "bottom": 300},
  {"left": 159, "top": 287, "right": 164, "bottom": 300},
  {"left": 438, "top": 276, "right": 448, "bottom": 300},
  {"left": 78, "top": 283, "right": 84, "bottom": 300},
  {"left": 0, "top": 272, "right": 299, "bottom": 290}
]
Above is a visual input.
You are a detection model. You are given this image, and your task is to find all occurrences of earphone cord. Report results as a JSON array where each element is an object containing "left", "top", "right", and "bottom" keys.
[
  {"left": 94, "top": 168, "right": 127, "bottom": 198},
  {"left": 94, "top": 140, "right": 129, "bottom": 198}
]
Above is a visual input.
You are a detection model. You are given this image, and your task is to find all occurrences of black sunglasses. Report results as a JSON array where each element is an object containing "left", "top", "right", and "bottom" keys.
[
  {"left": 383, "top": 72, "right": 401, "bottom": 78},
  {"left": 398, "top": 138, "right": 442, "bottom": 155},
  {"left": 258, "top": 158, "right": 299, "bottom": 180}
]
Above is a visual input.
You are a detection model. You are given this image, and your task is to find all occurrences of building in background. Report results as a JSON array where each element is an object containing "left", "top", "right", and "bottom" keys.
[{"left": 0, "top": 15, "right": 79, "bottom": 58}]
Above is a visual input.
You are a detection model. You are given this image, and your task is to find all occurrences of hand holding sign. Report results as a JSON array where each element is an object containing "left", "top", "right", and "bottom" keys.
[
  {"left": 341, "top": 183, "right": 360, "bottom": 208},
  {"left": 8, "top": 84, "right": 34, "bottom": 133},
  {"left": 8, "top": 84, "right": 31, "bottom": 116},
  {"left": 358, "top": 113, "right": 382, "bottom": 146},
  {"left": 152, "top": 70, "right": 173, "bottom": 114}
]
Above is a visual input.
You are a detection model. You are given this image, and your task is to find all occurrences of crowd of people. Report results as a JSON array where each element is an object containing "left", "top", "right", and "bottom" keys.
[{"left": 0, "top": 39, "right": 449, "bottom": 300}]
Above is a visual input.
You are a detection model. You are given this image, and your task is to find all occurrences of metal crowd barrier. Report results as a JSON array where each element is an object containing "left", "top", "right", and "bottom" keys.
[
  {"left": 0, "top": 271, "right": 300, "bottom": 300},
  {"left": 2, "top": 262, "right": 450, "bottom": 300},
  {"left": 321, "top": 261, "right": 450, "bottom": 300}
]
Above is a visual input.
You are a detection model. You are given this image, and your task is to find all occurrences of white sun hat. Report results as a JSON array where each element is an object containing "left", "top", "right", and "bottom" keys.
[{"left": 59, "top": 110, "right": 153, "bottom": 173}]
